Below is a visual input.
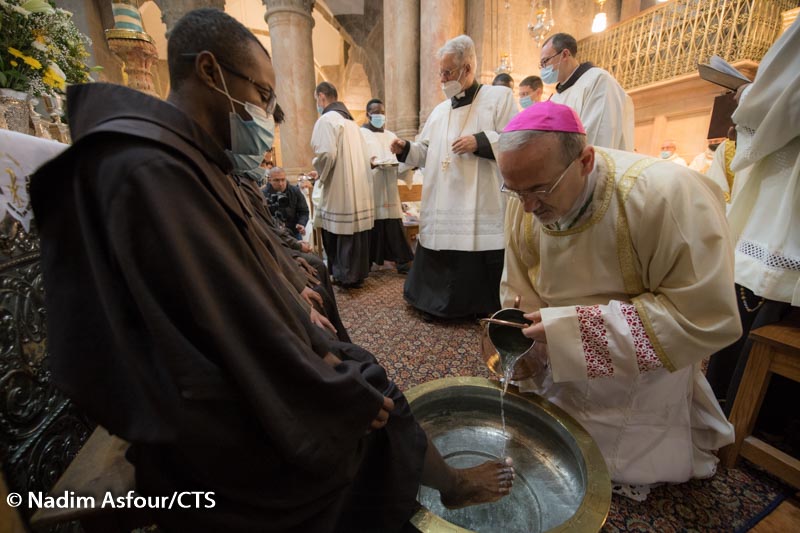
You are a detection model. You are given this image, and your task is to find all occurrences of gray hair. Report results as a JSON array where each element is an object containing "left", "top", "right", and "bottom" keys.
[
  {"left": 436, "top": 35, "right": 477, "bottom": 69},
  {"left": 497, "top": 131, "right": 586, "bottom": 166},
  {"left": 267, "top": 166, "right": 286, "bottom": 178}
]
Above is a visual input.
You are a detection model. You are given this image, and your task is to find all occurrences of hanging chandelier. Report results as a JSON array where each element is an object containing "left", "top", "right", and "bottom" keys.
[
  {"left": 495, "top": 1, "right": 513, "bottom": 75},
  {"left": 591, "top": 0, "right": 608, "bottom": 33},
  {"left": 528, "top": 0, "right": 555, "bottom": 47}
]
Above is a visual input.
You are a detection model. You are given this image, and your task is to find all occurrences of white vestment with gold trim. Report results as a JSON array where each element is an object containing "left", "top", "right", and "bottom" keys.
[{"left": 501, "top": 148, "right": 740, "bottom": 485}]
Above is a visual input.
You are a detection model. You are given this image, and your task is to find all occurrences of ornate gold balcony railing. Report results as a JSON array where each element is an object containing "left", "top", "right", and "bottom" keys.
[{"left": 578, "top": 0, "right": 798, "bottom": 91}]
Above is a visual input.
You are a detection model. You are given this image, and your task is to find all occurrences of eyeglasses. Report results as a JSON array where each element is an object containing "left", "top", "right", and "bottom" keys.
[
  {"left": 539, "top": 50, "right": 562, "bottom": 69},
  {"left": 501, "top": 159, "right": 577, "bottom": 201},
  {"left": 217, "top": 60, "right": 277, "bottom": 115},
  {"left": 181, "top": 53, "right": 277, "bottom": 115},
  {"left": 439, "top": 66, "right": 462, "bottom": 80}
]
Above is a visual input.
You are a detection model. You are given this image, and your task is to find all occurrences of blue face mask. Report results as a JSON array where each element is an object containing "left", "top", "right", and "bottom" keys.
[
  {"left": 213, "top": 64, "right": 276, "bottom": 178},
  {"left": 369, "top": 114, "right": 386, "bottom": 128},
  {"left": 540, "top": 57, "right": 561, "bottom": 85},
  {"left": 317, "top": 105, "right": 324, "bottom": 115},
  {"left": 661, "top": 151, "right": 673, "bottom": 159},
  {"left": 519, "top": 96, "right": 533, "bottom": 109}
]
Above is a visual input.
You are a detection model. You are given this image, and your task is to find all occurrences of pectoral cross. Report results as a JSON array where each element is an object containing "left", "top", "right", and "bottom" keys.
[{"left": 441, "top": 156, "right": 451, "bottom": 171}]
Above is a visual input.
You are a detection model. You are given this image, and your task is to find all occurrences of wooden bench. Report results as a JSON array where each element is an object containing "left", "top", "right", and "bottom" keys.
[{"left": 719, "top": 309, "right": 800, "bottom": 488}]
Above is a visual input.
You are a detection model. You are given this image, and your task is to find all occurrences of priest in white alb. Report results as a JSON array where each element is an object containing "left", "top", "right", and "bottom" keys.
[
  {"left": 540, "top": 33, "right": 634, "bottom": 151},
  {"left": 496, "top": 101, "right": 741, "bottom": 497},
  {"left": 360, "top": 98, "right": 414, "bottom": 273},
  {"left": 390, "top": 35, "right": 516, "bottom": 320},
  {"left": 311, "top": 81, "right": 374, "bottom": 288}
]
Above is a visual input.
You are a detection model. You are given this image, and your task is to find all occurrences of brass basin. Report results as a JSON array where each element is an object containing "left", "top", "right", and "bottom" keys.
[{"left": 406, "top": 377, "right": 610, "bottom": 533}]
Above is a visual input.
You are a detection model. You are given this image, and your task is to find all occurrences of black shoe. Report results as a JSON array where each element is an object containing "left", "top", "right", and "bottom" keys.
[
  {"left": 421, "top": 311, "right": 435, "bottom": 322},
  {"left": 396, "top": 262, "right": 411, "bottom": 275},
  {"left": 341, "top": 280, "right": 364, "bottom": 289}
]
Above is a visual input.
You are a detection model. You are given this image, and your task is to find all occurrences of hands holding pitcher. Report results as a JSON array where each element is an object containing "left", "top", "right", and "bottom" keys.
[{"left": 512, "top": 310, "right": 549, "bottom": 380}]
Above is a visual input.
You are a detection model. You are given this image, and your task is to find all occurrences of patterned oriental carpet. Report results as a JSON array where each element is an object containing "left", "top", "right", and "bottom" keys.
[{"left": 335, "top": 269, "right": 792, "bottom": 533}]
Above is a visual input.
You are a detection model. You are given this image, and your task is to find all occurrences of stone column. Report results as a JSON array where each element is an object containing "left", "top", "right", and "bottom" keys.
[
  {"left": 264, "top": 0, "right": 317, "bottom": 176},
  {"left": 106, "top": 0, "right": 159, "bottom": 96},
  {"left": 106, "top": 31, "right": 160, "bottom": 96},
  {"left": 155, "top": 0, "right": 226, "bottom": 31},
  {"left": 467, "top": 0, "right": 496, "bottom": 85},
  {"left": 384, "top": 0, "right": 420, "bottom": 139},
  {"left": 419, "top": 0, "right": 466, "bottom": 128}
]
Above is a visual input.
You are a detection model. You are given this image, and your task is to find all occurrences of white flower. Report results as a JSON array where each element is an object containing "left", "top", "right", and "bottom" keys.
[{"left": 31, "top": 40, "right": 48, "bottom": 52}]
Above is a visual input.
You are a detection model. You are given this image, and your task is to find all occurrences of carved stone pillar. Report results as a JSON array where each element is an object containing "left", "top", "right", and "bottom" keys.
[
  {"left": 106, "top": 1, "right": 159, "bottom": 96},
  {"left": 155, "top": 0, "right": 226, "bottom": 32},
  {"left": 264, "top": 0, "right": 317, "bottom": 176},
  {"left": 419, "top": 0, "right": 465, "bottom": 128},
  {"left": 383, "top": 0, "right": 420, "bottom": 139},
  {"left": 106, "top": 30, "right": 160, "bottom": 96}
]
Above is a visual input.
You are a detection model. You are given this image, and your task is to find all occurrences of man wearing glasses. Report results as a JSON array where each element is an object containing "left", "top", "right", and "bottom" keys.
[
  {"left": 496, "top": 101, "right": 740, "bottom": 497},
  {"left": 390, "top": 34, "right": 516, "bottom": 321},
  {"left": 31, "top": 9, "right": 516, "bottom": 532},
  {"left": 540, "top": 33, "right": 634, "bottom": 151}
]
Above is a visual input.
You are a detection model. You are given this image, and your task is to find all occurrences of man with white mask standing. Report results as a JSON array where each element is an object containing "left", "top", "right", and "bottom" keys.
[
  {"left": 361, "top": 98, "right": 415, "bottom": 273},
  {"left": 390, "top": 34, "right": 516, "bottom": 321},
  {"left": 540, "top": 32, "right": 634, "bottom": 151}
]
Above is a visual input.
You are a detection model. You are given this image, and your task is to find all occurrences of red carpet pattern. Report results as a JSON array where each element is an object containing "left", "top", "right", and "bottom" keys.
[
  {"left": 336, "top": 269, "right": 491, "bottom": 390},
  {"left": 335, "top": 269, "right": 790, "bottom": 532}
]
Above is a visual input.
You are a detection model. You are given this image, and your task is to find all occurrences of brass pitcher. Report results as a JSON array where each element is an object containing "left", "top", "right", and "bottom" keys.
[{"left": 480, "top": 297, "right": 537, "bottom": 380}]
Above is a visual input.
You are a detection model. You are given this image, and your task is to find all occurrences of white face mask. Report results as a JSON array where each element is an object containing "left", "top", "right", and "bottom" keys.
[
  {"left": 441, "top": 68, "right": 465, "bottom": 99},
  {"left": 540, "top": 56, "right": 562, "bottom": 85},
  {"left": 212, "top": 64, "right": 275, "bottom": 178},
  {"left": 369, "top": 114, "right": 385, "bottom": 128}
]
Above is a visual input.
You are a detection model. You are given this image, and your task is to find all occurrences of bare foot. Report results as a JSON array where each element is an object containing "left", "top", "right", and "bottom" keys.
[{"left": 440, "top": 457, "right": 515, "bottom": 509}]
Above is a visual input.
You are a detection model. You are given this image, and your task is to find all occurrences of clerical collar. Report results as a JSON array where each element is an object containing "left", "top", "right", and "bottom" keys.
[
  {"left": 556, "top": 62, "right": 595, "bottom": 94},
  {"left": 452, "top": 81, "right": 481, "bottom": 109},
  {"left": 548, "top": 162, "right": 598, "bottom": 231}
]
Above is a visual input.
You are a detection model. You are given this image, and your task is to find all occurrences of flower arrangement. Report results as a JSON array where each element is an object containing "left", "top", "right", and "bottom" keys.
[{"left": 0, "top": 0, "right": 96, "bottom": 97}]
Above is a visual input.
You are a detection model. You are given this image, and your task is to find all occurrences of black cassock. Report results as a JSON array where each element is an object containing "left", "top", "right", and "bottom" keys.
[{"left": 31, "top": 84, "right": 425, "bottom": 533}]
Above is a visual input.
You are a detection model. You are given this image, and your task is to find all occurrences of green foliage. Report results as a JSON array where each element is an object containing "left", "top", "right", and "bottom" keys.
[{"left": 0, "top": 0, "right": 95, "bottom": 96}]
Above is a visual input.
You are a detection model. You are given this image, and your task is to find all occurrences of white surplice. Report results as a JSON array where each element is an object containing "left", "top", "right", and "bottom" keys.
[
  {"left": 550, "top": 67, "right": 635, "bottom": 151},
  {"left": 689, "top": 149, "right": 715, "bottom": 175},
  {"left": 501, "top": 148, "right": 741, "bottom": 486},
  {"left": 360, "top": 128, "right": 410, "bottom": 220},
  {"left": 311, "top": 111, "right": 374, "bottom": 235},
  {"left": 727, "top": 16, "right": 800, "bottom": 306},
  {"left": 404, "top": 85, "right": 516, "bottom": 251}
]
